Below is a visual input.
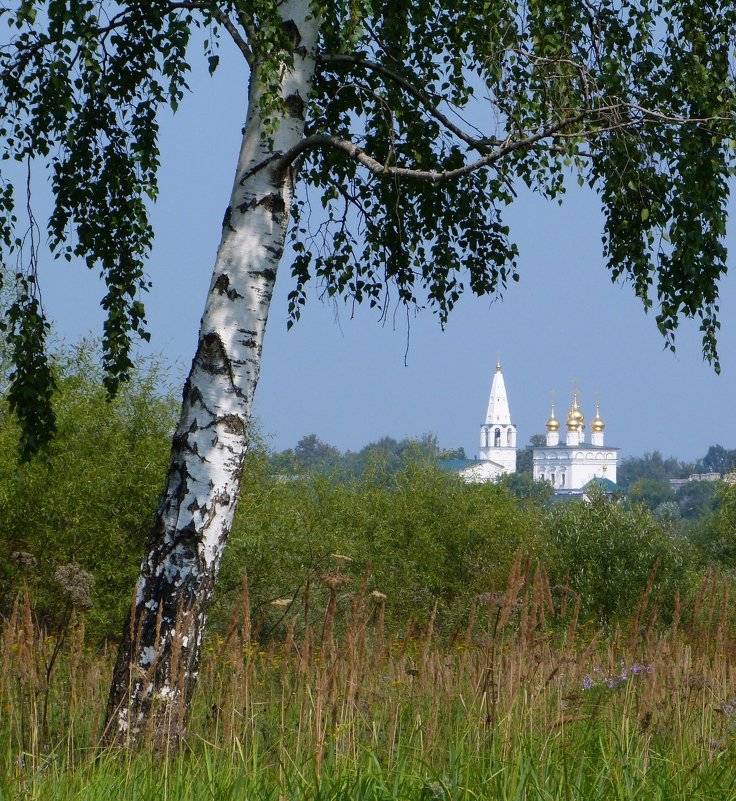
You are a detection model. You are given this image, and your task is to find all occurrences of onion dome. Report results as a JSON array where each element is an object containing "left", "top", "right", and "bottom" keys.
[
  {"left": 571, "top": 394, "right": 584, "bottom": 427},
  {"left": 546, "top": 403, "right": 560, "bottom": 432},
  {"left": 567, "top": 392, "right": 584, "bottom": 430},
  {"left": 591, "top": 403, "right": 605, "bottom": 433}
]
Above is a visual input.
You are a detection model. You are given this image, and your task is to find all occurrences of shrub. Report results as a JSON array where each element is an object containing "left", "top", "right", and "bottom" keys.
[
  {"left": 547, "top": 488, "right": 691, "bottom": 623},
  {"left": 0, "top": 344, "right": 176, "bottom": 638},
  {"left": 216, "top": 462, "right": 546, "bottom": 636}
]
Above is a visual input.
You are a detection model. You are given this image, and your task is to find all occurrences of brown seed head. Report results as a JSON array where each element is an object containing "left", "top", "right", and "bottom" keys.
[
  {"left": 320, "top": 571, "right": 350, "bottom": 590},
  {"left": 11, "top": 551, "right": 37, "bottom": 570},
  {"left": 53, "top": 562, "right": 94, "bottom": 610}
]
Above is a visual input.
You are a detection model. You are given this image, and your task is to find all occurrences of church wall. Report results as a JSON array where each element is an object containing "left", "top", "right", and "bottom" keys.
[
  {"left": 533, "top": 447, "right": 618, "bottom": 490},
  {"left": 479, "top": 444, "right": 516, "bottom": 472},
  {"left": 459, "top": 460, "right": 507, "bottom": 483}
]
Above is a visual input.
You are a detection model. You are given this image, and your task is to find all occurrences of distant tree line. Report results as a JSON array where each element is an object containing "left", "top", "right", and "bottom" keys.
[{"left": 268, "top": 432, "right": 466, "bottom": 480}]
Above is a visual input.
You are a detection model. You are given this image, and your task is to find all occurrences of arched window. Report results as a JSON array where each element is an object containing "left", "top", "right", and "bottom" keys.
[
  {"left": 494, "top": 428, "right": 501, "bottom": 446},
  {"left": 561, "top": 473, "right": 566, "bottom": 487},
  {"left": 506, "top": 428, "right": 512, "bottom": 446}
]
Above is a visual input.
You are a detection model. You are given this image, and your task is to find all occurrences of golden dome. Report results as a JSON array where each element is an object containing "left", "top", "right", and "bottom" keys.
[
  {"left": 567, "top": 392, "right": 584, "bottom": 430},
  {"left": 546, "top": 403, "right": 560, "bottom": 432},
  {"left": 591, "top": 403, "right": 605, "bottom": 432}
]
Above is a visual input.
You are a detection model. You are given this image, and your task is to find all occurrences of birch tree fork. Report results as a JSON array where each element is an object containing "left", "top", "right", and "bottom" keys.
[{"left": 2, "top": 0, "right": 736, "bottom": 747}]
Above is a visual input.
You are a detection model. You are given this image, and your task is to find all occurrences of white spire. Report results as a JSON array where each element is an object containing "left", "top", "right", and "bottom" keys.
[
  {"left": 484, "top": 362, "right": 511, "bottom": 425},
  {"left": 478, "top": 361, "right": 516, "bottom": 472}
]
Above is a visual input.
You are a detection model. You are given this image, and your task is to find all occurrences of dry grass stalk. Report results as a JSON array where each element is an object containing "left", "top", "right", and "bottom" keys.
[
  {"left": 688, "top": 569, "right": 712, "bottom": 638},
  {"left": 7, "top": 557, "right": 736, "bottom": 775},
  {"left": 464, "top": 596, "right": 477, "bottom": 646},
  {"left": 670, "top": 588, "right": 683, "bottom": 640}
]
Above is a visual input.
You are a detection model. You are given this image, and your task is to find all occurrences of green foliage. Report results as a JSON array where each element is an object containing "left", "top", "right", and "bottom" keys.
[
  {"left": 626, "top": 477, "right": 675, "bottom": 511},
  {"left": 0, "top": 1, "right": 194, "bottom": 453},
  {"left": 690, "top": 483, "right": 736, "bottom": 566},
  {"left": 0, "top": 339, "right": 730, "bottom": 640},
  {"left": 0, "top": 339, "right": 720, "bottom": 641},
  {"left": 676, "top": 478, "right": 721, "bottom": 519},
  {"left": 269, "top": 433, "right": 344, "bottom": 475},
  {"left": 0, "top": 344, "right": 175, "bottom": 636},
  {"left": 4, "top": 1, "right": 736, "bottom": 455},
  {"left": 515, "top": 433, "right": 546, "bottom": 474},
  {"left": 620, "top": 447, "right": 736, "bottom": 527},
  {"left": 618, "top": 451, "right": 691, "bottom": 489},
  {"left": 499, "top": 471, "right": 554, "bottom": 505},
  {"left": 2, "top": 276, "right": 56, "bottom": 459},
  {"left": 294, "top": 0, "right": 736, "bottom": 370},
  {"left": 696, "top": 444, "right": 736, "bottom": 475},
  {"left": 548, "top": 489, "right": 689, "bottom": 622},
  {"left": 217, "top": 461, "right": 544, "bottom": 634},
  {"left": 268, "top": 432, "right": 443, "bottom": 480}
]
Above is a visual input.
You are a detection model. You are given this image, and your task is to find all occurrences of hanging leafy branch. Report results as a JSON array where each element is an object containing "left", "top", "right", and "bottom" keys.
[{"left": 2, "top": 0, "right": 736, "bottom": 461}]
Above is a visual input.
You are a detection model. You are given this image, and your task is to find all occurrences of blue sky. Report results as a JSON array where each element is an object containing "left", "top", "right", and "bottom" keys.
[{"left": 31, "top": 38, "right": 736, "bottom": 464}]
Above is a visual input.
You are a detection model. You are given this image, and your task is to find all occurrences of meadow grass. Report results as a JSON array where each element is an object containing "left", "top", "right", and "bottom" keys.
[{"left": 2, "top": 559, "right": 736, "bottom": 800}]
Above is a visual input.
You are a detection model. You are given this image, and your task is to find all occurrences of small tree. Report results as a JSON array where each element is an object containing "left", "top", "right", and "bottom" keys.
[
  {"left": 549, "top": 490, "right": 687, "bottom": 622},
  {"left": 2, "top": 0, "right": 736, "bottom": 745},
  {"left": 697, "top": 444, "right": 736, "bottom": 475}
]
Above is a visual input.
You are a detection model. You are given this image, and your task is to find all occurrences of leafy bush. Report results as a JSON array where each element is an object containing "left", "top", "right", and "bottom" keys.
[
  {"left": 216, "top": 461, "right": 545, "bottom": 635},
  {"left": 547, "top": 489, "right": 690, "bottom": 622},
  {"left": 0, "top": 344, "right": 176, "bottom": 638},
  {"left": 690, "top": 484, "right": 736, "bottom": 568}
]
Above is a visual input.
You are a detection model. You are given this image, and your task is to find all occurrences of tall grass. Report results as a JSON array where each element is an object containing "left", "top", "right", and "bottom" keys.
[{"left": 2, "top": 560, "right": 736, "bottom": 799}]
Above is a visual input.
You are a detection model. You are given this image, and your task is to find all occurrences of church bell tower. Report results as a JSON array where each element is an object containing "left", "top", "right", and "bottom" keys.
[{"left": 479, "top": 362, "right": 517, "bottom": 473}]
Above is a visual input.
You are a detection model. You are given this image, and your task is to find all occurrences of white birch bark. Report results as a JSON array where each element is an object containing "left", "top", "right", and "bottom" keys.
[{"left": 105, "top": 0, "right": 319, "bottom": 747}]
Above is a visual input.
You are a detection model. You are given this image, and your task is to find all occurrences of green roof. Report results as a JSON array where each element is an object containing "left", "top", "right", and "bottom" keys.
[
  {"left": 438, "top": 458, "right": 483, "bottom": 472},
  {"left": 582, "top": 476, "right": 618, "bottom": 491}
]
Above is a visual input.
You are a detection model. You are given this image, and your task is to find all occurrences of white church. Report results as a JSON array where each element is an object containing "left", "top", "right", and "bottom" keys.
[
  {"left": 456, "top": 362, "right": 517, "bottom": 482},
  {"left": 457, "top": 363, "right": 618, "bottom": 495}
]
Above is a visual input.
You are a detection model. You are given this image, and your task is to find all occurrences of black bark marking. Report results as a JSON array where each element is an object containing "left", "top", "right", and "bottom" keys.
[
  {"left": 252, "top": 268, "right": 276, "bottom": 282},
  {"left": 214, "top": 274, "right": 229, "bottom": 294},
  {"left": 284, "top": 91, "right": 305, "bottom": 119},
  {"left": 222, "top": 205, "right": 235, "bottom": 231},
  {"left": 218, "top": 414, "right": 246, "bottom": 437},
  {"left": 215, "top": 488, "right": 233, "bottom": 507},
  {"left": 238, "top": 152, "right": 281, "bottom": 185},
  {"left": 260, "top": 193, "right": 286, "bottom": 217},
  {"left": 236, "top": 197, "right": 257, "bottom": 214},
  {"left": 187, "top": 384, "right": 217, "bottom": 417},
  {"left": 281, "top": 19, "right": 301, "bottom": 46},
  {"left": 265, "top": 244, "right": 284, "bottom": 259},
  {"left": 237, "top": 193, "right": 286, "bottom": 219},
  {"left": 200, "top": 332, "right": 233, "bottom": 379},
  {"left": 213, "top": 273, "right": 244, "bottom": 301}
]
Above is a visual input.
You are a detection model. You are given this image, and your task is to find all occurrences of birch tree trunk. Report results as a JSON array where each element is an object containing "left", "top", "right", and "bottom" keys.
[{"left": 104, "top": 1, "right": 318, "bottom": 748}]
